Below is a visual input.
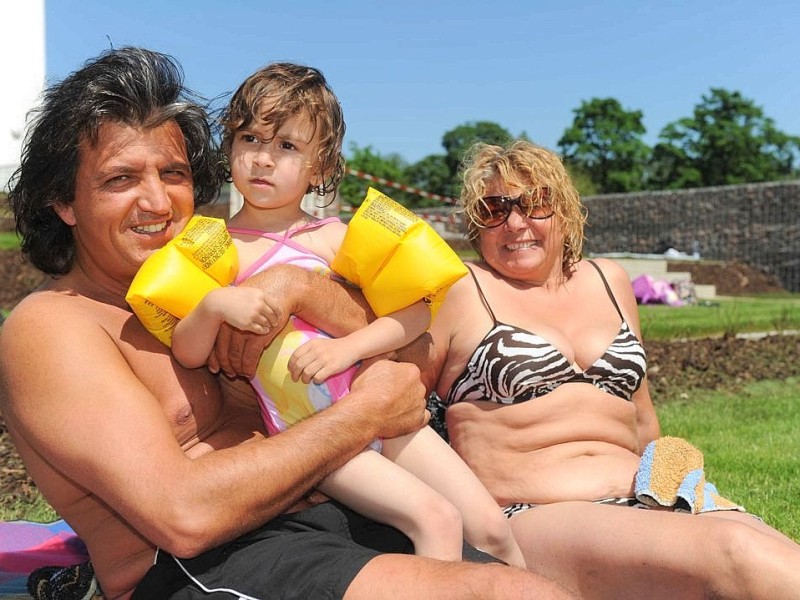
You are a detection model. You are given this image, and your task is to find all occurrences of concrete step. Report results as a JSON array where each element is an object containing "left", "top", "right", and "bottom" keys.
[
  {"left": 613, "top": 258, "right": 671, "bottom": 278},
  {"left": 693, "top": 284, "right": 717, "bottom": 299},
  {"left": 599, "top": 256, "right": 717, "bottom": 299}
]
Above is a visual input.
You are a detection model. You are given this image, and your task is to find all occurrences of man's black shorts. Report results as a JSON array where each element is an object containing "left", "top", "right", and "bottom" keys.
[{"left": 132, "top": 501, "right": 496, "bottom": 599}]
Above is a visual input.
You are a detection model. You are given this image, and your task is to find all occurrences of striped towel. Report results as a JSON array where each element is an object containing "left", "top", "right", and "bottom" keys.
[{"left": 634, "top": 436, "right": 745, "bottom": 514}]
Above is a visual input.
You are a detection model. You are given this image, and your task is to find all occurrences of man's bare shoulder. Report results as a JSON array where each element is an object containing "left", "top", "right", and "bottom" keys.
[{"left": 3, "top": 286, "right": 124, "bottom": 340}]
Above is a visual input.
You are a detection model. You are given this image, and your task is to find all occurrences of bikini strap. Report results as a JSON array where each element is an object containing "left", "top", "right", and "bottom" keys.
[
  {"left": 587, "top": 260, "right": 625, "bottom": 321},
  {"left": 467, "top": 265, "right": 499, "bottom": 325}
]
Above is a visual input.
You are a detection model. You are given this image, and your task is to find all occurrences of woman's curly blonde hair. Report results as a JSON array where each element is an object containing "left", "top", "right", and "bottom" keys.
[{"left": 459, "top": 140, "right": 587, "bottom": 275}]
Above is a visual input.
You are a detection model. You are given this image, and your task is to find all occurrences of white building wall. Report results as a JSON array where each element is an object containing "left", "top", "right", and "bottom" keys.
[{"left": 0, "top": 0, "right": 45, "bottom": 191}]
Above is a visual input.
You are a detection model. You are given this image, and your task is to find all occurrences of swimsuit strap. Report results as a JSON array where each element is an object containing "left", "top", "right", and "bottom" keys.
[
  {"left": 467, "top": 265, "right": 499, "bottom": 325},
  {"left": 228, "top": 216, "right": 341, "bottom": 240},
  {"left": 586, "top": 260, "right": 625, "bottom": 321}
]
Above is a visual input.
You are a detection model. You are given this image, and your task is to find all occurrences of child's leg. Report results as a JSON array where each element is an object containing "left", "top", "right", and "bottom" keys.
[
  {"left": 382, "top": 427, "right": 526, "bottom": 568},
  {"left": 318, "top": 448, "right": 464, "bottom": 561}
]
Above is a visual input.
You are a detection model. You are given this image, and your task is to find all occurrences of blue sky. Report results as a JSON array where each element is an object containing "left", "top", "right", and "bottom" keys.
[{"left": 46, "top": 0, "right": 800, "bottom": 165}]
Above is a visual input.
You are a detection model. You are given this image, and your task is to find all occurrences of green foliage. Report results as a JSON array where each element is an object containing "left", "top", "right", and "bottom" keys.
[
  {"left": 441, "top": 121, "right": 513, "bottom": 181},
  {"left": 558, "top": 98, "right": 650, "bottom": 193},
  {"left": 565, "top": 163, "right": 599, "bottom": 197},
  {"left": 404, "top": 154, "right": 455, "bottom": 205},
  {"left": 340, "top": 144, "right": 413, "bottom": 207},
  {"left": 649, "top": 88, "right": 800, "bottom": 189},
  {"left": 342, "top": 122, "right": 519, "bottom": 209},
  {"left": 336, "top": 91, "right": 799, "bottom": 200},
  {"left": 657, "top": 377, "right": 800, "bottom": 541},
  {"left": 0, "top": 231, "right": 21, "bottom": 250},
  {"left": 638, "top": 296, "right": 800, "bottom": 340}
]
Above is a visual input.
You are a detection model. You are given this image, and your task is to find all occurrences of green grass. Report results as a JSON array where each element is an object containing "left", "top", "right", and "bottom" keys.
[
  {"left": 0, "top": 493, "right": 58, "bottom": 522},
  {"left": 658, "top": 377, "right": 800, "bottom": 541},
  {"left": 0, "top": 230, "right": 20, "bottom": 250},
  {"left": 639, "top": 296, "right": 800, "bottom": 340}
]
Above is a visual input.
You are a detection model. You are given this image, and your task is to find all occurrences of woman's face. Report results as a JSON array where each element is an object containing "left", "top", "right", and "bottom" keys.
[{"left": 477, "top": 179, "right": 565, "bottom": 283}]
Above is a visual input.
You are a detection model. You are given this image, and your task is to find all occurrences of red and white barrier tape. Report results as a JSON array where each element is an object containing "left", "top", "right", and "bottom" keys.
[{"left": 344, "top": 167, "right": 457, "bottom": 205}]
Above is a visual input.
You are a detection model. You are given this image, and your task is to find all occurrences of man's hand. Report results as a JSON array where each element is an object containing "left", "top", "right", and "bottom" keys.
[{"left": 349, "top": 358, "right": 430, "bottom": 440}]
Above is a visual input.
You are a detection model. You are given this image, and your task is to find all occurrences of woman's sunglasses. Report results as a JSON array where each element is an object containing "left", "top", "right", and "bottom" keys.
[{"left": 475, "top": 191, "right": 554, "bottom": 228}]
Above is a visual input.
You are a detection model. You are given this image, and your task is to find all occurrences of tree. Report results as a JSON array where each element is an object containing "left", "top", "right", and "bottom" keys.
[
  {"left": 648, "top": 88, "right": 800, "bottom": 189},
  {"left": 404, "top": 154, "right": 454, "bottom": 207},
  {"left": 557, "top": 98, "right": 650, "bottom": 194},
  {"left": 339, "top": 144, "right": 413, "bottom": 207},
  {"left": 441, "top": 121, "right": 513, "bottom": 181},
  {"left": 564, "top": 164, "right": 599, "bottom": 198}
]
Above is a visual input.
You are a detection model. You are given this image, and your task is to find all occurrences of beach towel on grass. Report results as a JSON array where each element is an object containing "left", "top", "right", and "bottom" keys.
[
  {"left": 634, "top": 436, "right": 745, "bottom": 514},
  {"left": 0, "top": 520, "right": 88, "bottom": 596}
]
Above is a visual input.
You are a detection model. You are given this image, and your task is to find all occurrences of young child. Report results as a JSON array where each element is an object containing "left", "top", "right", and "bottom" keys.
[{"left": 171, "top": 62, "right": 524, "bottom": 567}]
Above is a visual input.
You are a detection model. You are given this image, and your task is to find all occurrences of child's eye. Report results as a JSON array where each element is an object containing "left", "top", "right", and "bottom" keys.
[
  {"left": 280, "top": 140, "right": 297, "bottom": 151},
  {"left": 241, "top": 133, "right": 258, "bottom": 143}
]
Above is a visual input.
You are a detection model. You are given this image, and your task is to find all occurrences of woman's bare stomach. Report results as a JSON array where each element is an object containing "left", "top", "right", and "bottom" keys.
[
  {"left": 467, "top": 442, "right": 642, "bottom": 506},
  {"left": 444, "top": 391, "right": 643, "bottom": 507}
]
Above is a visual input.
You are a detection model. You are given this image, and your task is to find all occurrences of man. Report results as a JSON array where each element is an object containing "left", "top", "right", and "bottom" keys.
[{"left": 0, "top": 47, "right": 573, "bottom": 599}]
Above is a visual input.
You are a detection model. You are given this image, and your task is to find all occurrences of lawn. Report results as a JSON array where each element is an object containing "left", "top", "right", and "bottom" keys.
[
  {"left": 658, "top": 376, "right": 800, "bottom": 541},
  {"left": 639, "top": 297, "right": 800, "bottom": 340}
]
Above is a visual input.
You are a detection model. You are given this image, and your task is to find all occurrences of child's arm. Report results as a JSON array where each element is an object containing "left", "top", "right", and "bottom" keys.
[
  {"left": 172, "top": 287, "right": 280, "bottom": 368},
  {"left": 289, "top": 300, "right": 431, "bottom": 384}
]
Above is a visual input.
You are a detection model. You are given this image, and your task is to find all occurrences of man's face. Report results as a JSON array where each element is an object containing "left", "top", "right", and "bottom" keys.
[{"left": 57, "top": 121, "right": 195, "bottom": 290}]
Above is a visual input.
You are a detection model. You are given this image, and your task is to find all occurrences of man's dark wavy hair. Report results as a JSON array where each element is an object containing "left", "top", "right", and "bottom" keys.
[{"left": 7, "top": 46, "right": 222, "bottom": 275}]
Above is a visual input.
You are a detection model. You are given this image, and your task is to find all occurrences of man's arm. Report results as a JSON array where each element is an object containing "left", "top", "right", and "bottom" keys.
[{"left": 0, "top": 293, "right": 426, "bottom": 558}]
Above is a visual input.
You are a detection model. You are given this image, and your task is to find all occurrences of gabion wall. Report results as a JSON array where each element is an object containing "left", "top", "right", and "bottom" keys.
[{"left": 582, "top": 180, "right": 800, "bottom": 292}]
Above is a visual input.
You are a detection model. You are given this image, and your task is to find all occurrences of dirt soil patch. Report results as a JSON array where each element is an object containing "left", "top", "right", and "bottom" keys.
[
  {"left": 667, "top": 260, "right": 787, "bottom": 296},
  {"left": 1, "top": 250, "right": 799, "bottom": 511}
]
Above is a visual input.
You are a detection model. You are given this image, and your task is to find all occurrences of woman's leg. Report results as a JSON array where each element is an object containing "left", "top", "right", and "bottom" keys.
[
  {"left": 318, "top": 449, "right": 464, "bottom": 560},
  {"left": 382, "top": 427, "right": 526, "bottom": 568},
  {"left": 509, "top": 500, "right": 800, "bottom": 600}
]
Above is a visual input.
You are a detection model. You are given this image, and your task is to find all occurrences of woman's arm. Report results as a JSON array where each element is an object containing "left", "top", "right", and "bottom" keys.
[{"left": 591, "top": 258, "right": 661, "bottom": 449}]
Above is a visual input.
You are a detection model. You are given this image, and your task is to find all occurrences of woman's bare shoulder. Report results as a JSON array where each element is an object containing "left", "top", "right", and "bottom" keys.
[{"left": 583, "top": 257, "right": 628, "bottom": 279}]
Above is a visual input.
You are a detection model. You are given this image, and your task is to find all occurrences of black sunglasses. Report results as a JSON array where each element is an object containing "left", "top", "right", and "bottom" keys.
[{"left": 475, "top": 192, "right": 554, "bottom": 228}]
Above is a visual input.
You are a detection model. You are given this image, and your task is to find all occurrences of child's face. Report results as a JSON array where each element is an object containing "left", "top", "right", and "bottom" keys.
[{"left": 229, "top": 109, "right": 320, "bottom": 213}]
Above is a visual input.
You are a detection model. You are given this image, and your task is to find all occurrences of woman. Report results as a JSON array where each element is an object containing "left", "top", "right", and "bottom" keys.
[{"left": 421, "top": 140, "right": 800, "bottom": 599}]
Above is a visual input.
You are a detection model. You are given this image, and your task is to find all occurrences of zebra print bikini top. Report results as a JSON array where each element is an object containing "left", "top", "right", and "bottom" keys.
[{"left": 444, "top": 261, "right": 647, "bottom": 406}]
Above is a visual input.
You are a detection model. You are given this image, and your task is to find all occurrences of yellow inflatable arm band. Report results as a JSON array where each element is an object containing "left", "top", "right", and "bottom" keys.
[
  {"left": 125, "top": 216, "right": 238, "bottom": 346},
  {"left": 331, "top": 188, "right": 468, "bottom": 318}
]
